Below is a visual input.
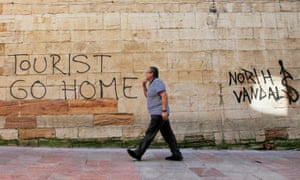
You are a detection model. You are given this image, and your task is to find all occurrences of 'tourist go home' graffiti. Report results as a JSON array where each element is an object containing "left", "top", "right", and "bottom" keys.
[
  {"left": 8, "top": 54, "right": 138, "bottom": 100},
  {"left": 229, "top": 60, "right": 299, "bottom": 105}
]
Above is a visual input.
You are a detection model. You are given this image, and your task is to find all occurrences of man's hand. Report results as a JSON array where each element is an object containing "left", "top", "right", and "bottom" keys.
[
  {"left": 143, "top": 79, "right": 148, "bottom": 97},
  {"left": 162, "top": 112, "right": 168, "bottom": 121},
  {"left": 142, "top": 79, "right": 147, "bottom": 86}
]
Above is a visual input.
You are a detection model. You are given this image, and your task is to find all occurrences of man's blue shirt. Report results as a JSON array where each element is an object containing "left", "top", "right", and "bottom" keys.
[{"left": 147, "top": 78, "right": 170, "bottom": 115}]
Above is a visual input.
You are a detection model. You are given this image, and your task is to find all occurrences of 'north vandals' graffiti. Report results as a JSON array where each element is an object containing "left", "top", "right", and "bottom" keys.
[{"left": 229, "top": 60, "right": 299, "bottom": 104}]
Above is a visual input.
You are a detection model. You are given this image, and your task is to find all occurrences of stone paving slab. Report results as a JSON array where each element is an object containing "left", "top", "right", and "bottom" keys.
[{"left": 0, "top": 147, "right": 299, "bottom": 180}]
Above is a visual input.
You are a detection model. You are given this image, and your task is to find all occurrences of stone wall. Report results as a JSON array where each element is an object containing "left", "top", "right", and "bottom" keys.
[{"left": 0, "top": 0, "right": 299, "bottom": 147}]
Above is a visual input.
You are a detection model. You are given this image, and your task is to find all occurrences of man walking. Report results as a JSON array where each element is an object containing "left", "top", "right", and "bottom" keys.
[{"left": 127, "top": 66, "right": 183, "bottom": 161}]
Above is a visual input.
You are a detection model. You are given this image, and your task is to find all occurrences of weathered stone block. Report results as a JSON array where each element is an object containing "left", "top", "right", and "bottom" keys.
[
  {"left": 0, "top": 88, "right": 6, "bottom": 101},
  {"left": 56, "top": 128, "right": 78, "bottom": 139},
  {"left": 216, "top": 13, "right": 235, "bottom": 27},
  {"left": 72, "top": 30, "right": 122, "bottom": 42},
  {"left": 117, "top": 96, "right": 147, "bottom": 117},
  {"left": 57, "top": 14, "right": 104, "bottom": 30},
  {"left": 223, "top": 131, "right": 240, "bottom": 144},
  {"left": 289, "top": 30, "right": 300, "bottom": 39},
  {"left": 200, "top": 119, "right": 222, "bottom": 133},
  {"left": 170, "top": 112, "right": 199, "bottom": 123},
  {"left": 0, "top": 129, "right": 18, "bottom": 140},
  {"left": 69, "top": 99, "right": 118, "bottom": 114},
  {"left": 31, "top": 4, "right": 49, "bottom": 14},
  {"left": 255, "top": 130, "right": 266, "bottom": 142},
  {"left": 94, "top": 113, "right": 134, "bottom": 126},
  {"left": 159, "top": 71, "right": 179, "bottom": 83},
  {"left": 0, "top": 43, "right": 4, "bottom": 55},
  {"left": 136, "top": 3, "right": 179, "bottom": 13},
  {"left": 20, "top": 99, "right": 69, "bottom": 115},
  {"left": 157, "top": 29, "right": 180, "bottom": 40},
  {"left": 169, "top": 95, "right": 192, "bottom": 112},
  {"left": 123, "top": 40, "right": 148, "bottom": 53},
  {"left": 3, "top": 4, "right": 31, "bottom": 15},
  {"left": 252, "top": 2, "right": 280, "bottom": 12},
  {"left": 23, "top": 31, "right": 71, "bottom": 43},
  {"left": 159, "top": 13, "right": 196, "bottom": 29},
  {"left": 287, "top": 128, "right": 300, "bottom": 140},
  {"left": 42, "top": 86, "right": 61, "bottom": 100},
  {"left": 265, "top": 128, "right": 288, "bottom": 141},
  {"left": 0, "top": 31, "right": 23, "bottom": 44},
  {"left": 0, "top": 116, "right": 5, "bottom": 128},
  {"left": 254, "top": 28, "right": 288, "bottom": 40},
  {"left": 167, "top": 52, "right": 211, "bottom": 71},
  {"left": 121, "top": 29, "right": 154, "bottom": 40},
  {"left": 178, "top": 71, "right": 203, "bottom": 83},
  {"left": 122, "top": 126, "right": 144, "bottom": 138},
  {"left": 100, "top": 54, "right": 134, "bottom": 72},
  {"left": 239, "top": 131, "right": 255, "bottom": 141},
  {"left": 0, "top": 101, "right": 20, "bottom": 116},
  {"left": 121, "top": 13, "right": 159, "bottom": 30},
  {"left": 5, "top": 116, "right": 37, "bottom": 129},
  {"left": 230, "top": 119, "right": 259, "bottom": 131},
  {"left": 37, "top": 115, "right": 93, "bottom": 128},
  {"left": 235, "top": 13, "right": 262, "bottom": 27},
  {"left": 235, "top": 28, "right": 254, "bottom": 39},
  {"left": 278, "top": 2, "right": 298, "bottom": 12},
  {"left": 167, "top": 40, "right": 193, "bottom": 52},
  {"left": 0, "top": 23, "right": 6, "bottom": 32},
  {"left": 69, "top": 4, "right": 94, "bottom": 14},
  {"left": 48, "top": 5, "right": 69, "bottom": 14},
  {"left": 214, "top": 132, "right": 223, "bottom": 145},
  {"left": 271, "top": 118, "right": 298, "bottom": 129},
  {"left": 224, "top": 109, "right": 260, "bottom": 120},
  {"left": 168, "top": 83, "right": 199, "bottom": 97},
  {"left": 236, "top": 40, "right": 265, "bottom": 50},
  {"left": 192, "top": 40, "right": 220, "bottom": 51},
  {"left": 261, "top": 13, "right": 277, "bottom": 27},
  {"left": 104, "top": 13, "right": 121, "bottom": 30},
  {"left": 46, "top": 74, "right": 88, "bottom": 86},
  {"left": 275, "top": 13, "right": 298, "bottom": 28},
  {"left": 132, "top": 53, "right": 168, "bottom": 72},
  {"left": 32, "top": 14, "right": 57, "bottom": 31},
  {"left": 172, "top": 122, "right": 203, "bottom": 137},
  {"left": 202, "top": 70, "right": 227, "bottom": 84},
  {"left": 4, "top": 44, "right": 27, "bottom": 55},
  {"left": 79, "top": 126, "right": 122, "bottom": 138},
  {"left": 87, "top": 41, "right": 123, "bottom": 53},
  {"left": 19, "top": 128, "right": 55, "bottom": 139}
]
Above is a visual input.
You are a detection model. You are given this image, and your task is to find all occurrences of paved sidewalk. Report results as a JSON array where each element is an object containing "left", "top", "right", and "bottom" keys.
[{"left": 0, "top": 147, "right": 299, "bottom": 180}]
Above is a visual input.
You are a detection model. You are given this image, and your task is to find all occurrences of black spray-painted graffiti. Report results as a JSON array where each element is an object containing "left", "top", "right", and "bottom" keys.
[
  {"left": 9, "top": 54, "right": 138, "bottom": 100},
  {"left": 229, "top": 60, "right": 299, "bottom": 104},
  {"left": 10, "top": 54, "right": 113, "bottom": 76},
  {"left": 279, "top": 60, "right": 299, "bottom": 104}
]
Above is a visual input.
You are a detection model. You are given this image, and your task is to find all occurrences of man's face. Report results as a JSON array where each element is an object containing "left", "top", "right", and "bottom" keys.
[{"left": 145, "top": 68, "right": 153, "bottom": 81}]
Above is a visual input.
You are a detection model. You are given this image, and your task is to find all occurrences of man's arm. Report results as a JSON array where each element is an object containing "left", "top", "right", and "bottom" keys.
[
  {"left": 160, "top": 91, "right": 168, "bottom": 121},
  {"left": 143, "top": 80, "right": 147, "bottom": 97}
]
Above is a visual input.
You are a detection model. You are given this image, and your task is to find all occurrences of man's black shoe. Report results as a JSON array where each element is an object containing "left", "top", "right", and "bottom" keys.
[
  {"left": 127, "top": 149, "right": 141, "bottom": 161},
  {"left": 165, "top": 155, "right": 183, "bottom": 161}
]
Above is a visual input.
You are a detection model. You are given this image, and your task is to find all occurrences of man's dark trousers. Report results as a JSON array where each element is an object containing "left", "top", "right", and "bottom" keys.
[{"left": 135, "top": 115, "right": 182, "bottom": 158}]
